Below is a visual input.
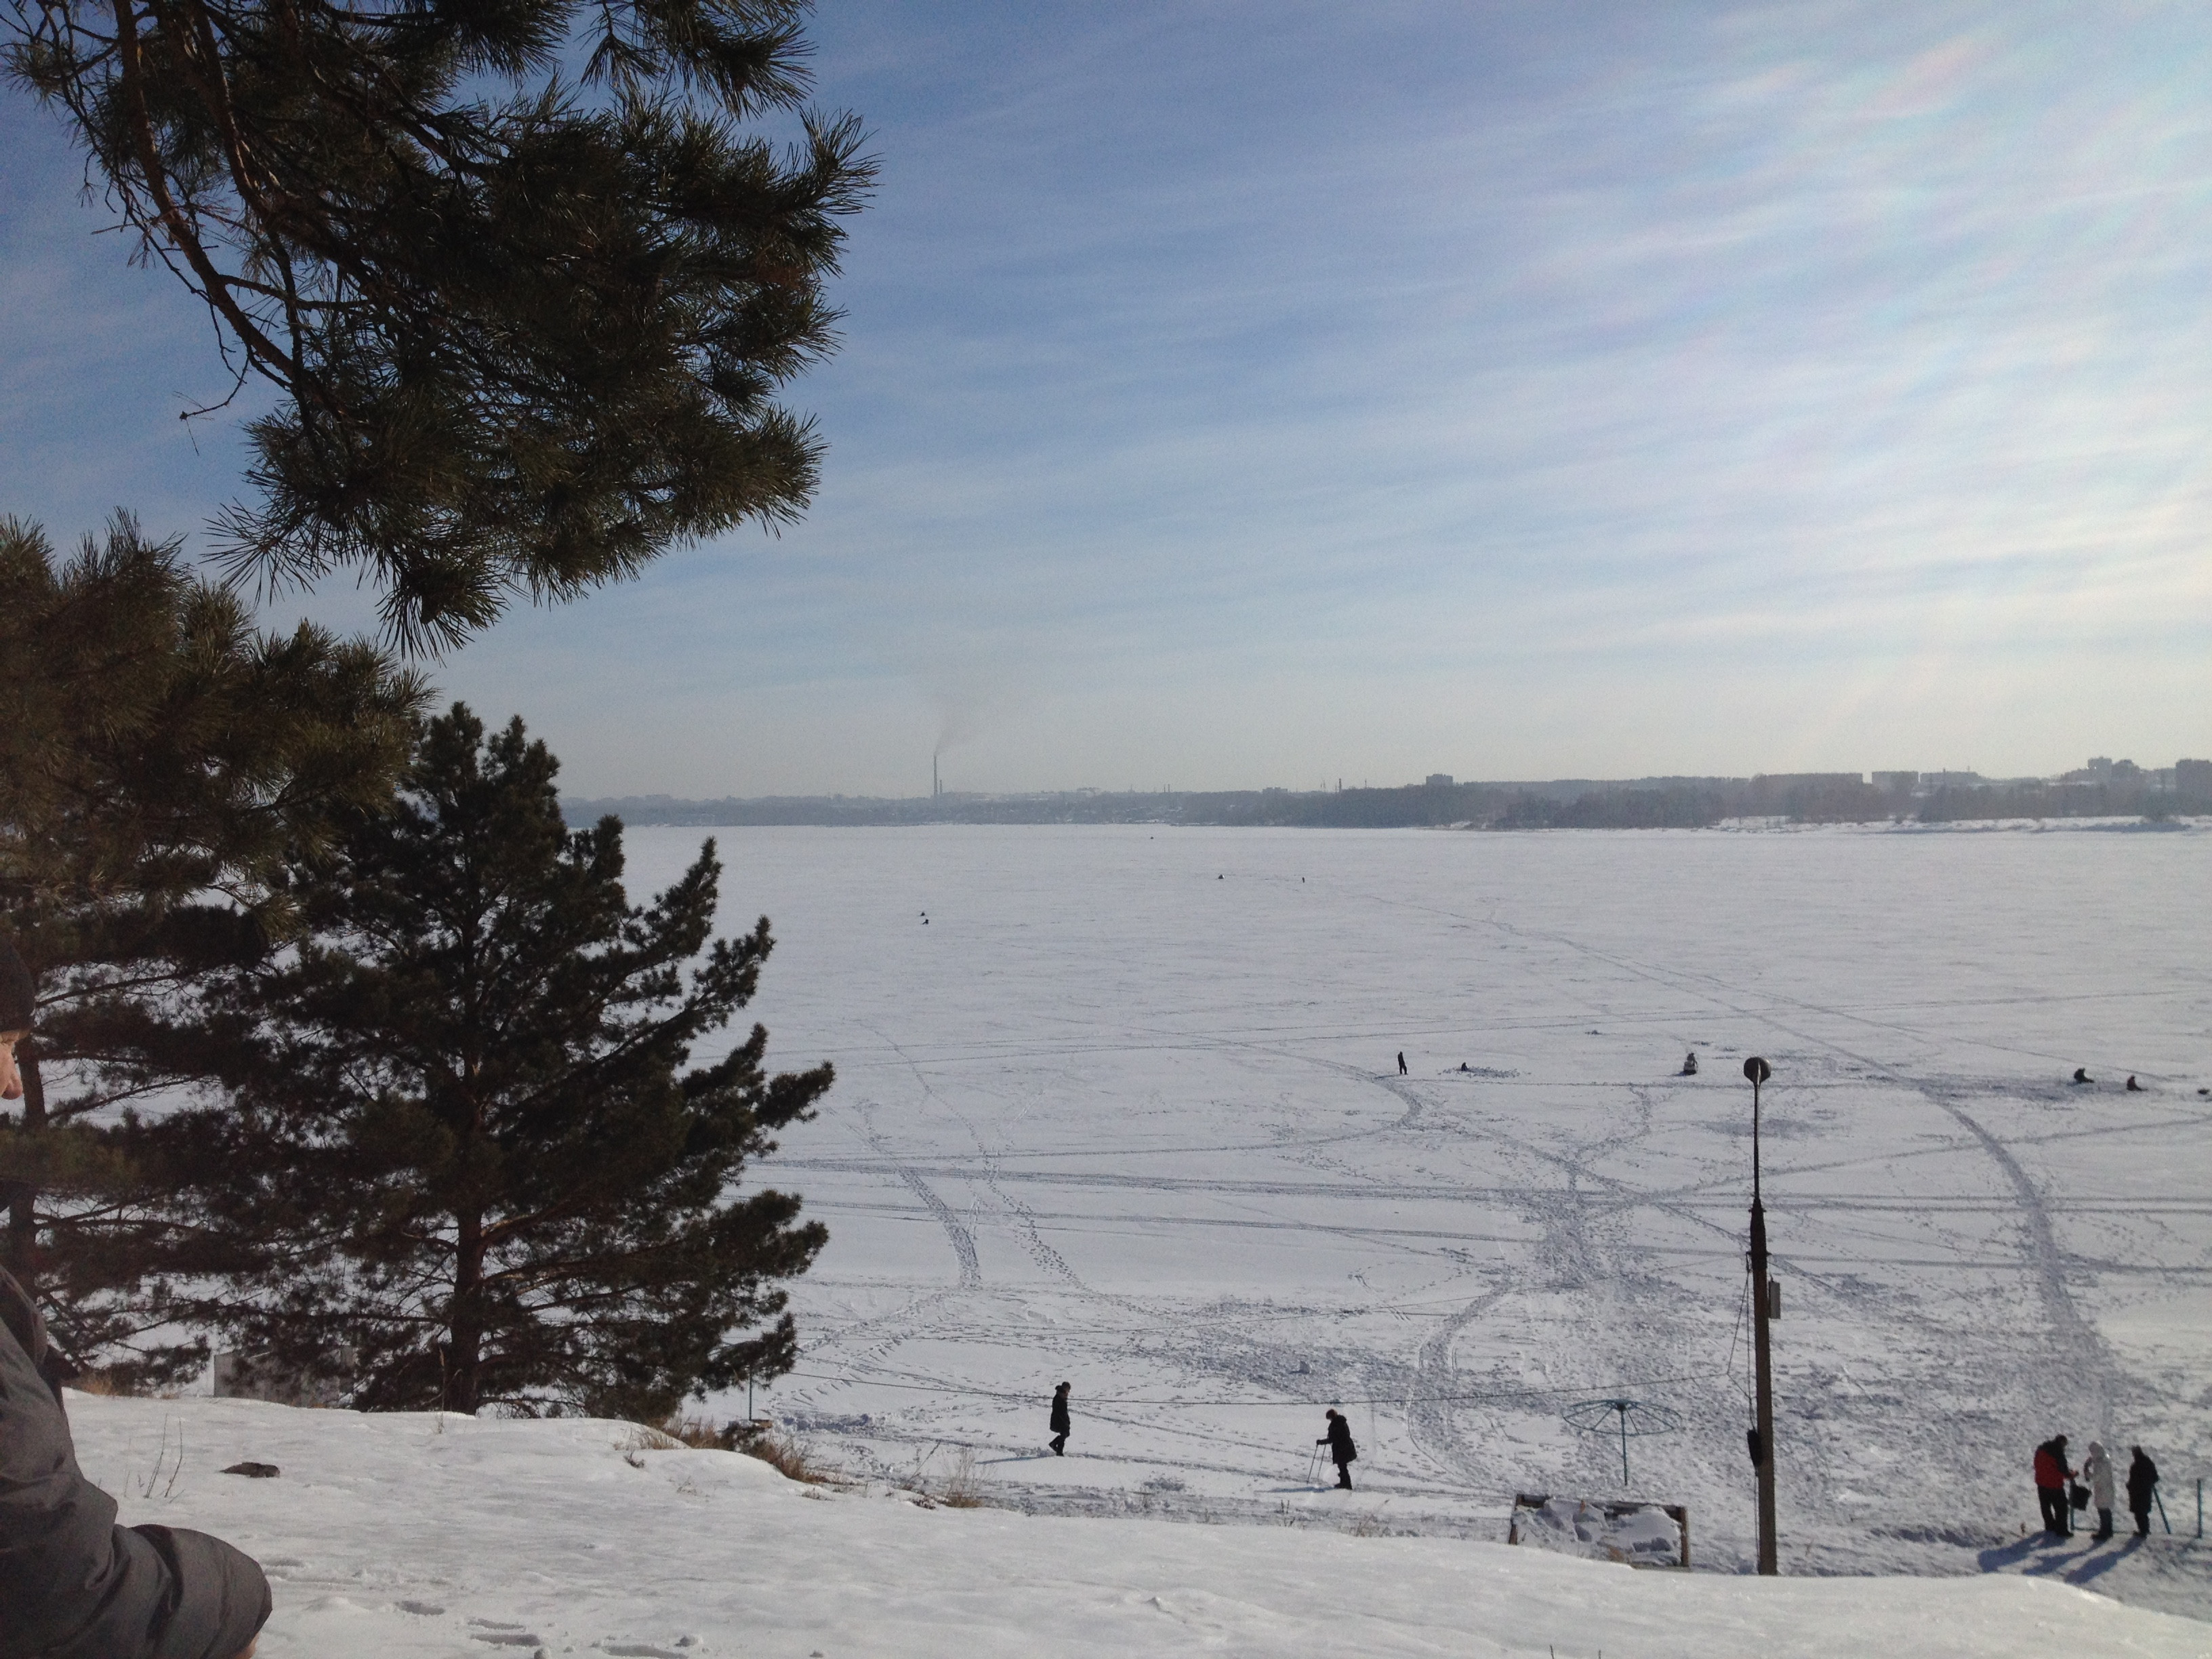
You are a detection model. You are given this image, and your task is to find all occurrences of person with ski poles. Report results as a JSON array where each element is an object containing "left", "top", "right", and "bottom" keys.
[
  {"left": 1048, "top": 1381, "right": 1071, "bottom": 1456},
  {"left": 2127, "top": 1447, "right": 2160, "bottom": 1538},
  {"left": 1318, "top": 1408, "right": 1357, "bottom": 1490}
]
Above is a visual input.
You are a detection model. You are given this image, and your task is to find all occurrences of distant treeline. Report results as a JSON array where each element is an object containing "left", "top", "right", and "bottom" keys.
[{"left": 569, "top": 775, "right": 2212, "bottom": 831}]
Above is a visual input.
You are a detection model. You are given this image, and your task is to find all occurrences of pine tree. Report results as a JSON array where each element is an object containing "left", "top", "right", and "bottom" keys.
[
  {"left": 146, "top": 704, "right": 830, "bottom": 1418},
  {"left": 0, "top": 514, "right": 423, "bottom": 1382},
  {"left": 4, "top": 0, "right": 874, "bottom": 651}
]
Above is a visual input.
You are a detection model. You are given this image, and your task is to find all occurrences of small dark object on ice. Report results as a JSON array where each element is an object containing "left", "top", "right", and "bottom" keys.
[
  {"left": 2072, "top": 1068, "right": 2093, "bottom": 1084},
  {"left": 222, "top": 1461, "right": 281, "bottom": 1479},
  {"left": 2126, "top": 1075, "right": 2142, "bottom": 1091},
  {"left": 1679, "top": 1051, "right": 1698, "bottom": 1076}
]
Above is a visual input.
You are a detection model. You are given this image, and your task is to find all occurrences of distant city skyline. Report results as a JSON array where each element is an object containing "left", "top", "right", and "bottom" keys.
[
  {"left": 571, "top": 753, "right": 2212, "bottom": 808},
  {"left": 5, "top": 1, "right": 2211, "bottom": 796}
]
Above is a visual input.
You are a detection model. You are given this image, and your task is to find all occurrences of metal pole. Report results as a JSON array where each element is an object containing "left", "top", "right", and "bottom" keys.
[
  {"left": 1745, "top": 1057, "right": 1778, "bottom": 1576},
  {"left": 1618, "top": 1404, "right": 1631, "bottom": 1487}
]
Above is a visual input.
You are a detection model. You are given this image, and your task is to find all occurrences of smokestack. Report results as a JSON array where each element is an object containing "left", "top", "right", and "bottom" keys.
[{"left": 933, "top": 752, "right": 939, "bottom": 798}]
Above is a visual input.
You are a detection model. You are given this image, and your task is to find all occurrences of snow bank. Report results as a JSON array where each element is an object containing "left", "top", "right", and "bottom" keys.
[{"left": 68, "top": 1393, "right": 2207, "bottom": 1659}]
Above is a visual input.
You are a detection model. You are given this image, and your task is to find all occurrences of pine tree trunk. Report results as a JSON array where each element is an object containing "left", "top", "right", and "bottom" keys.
[
  {"left": 4, "top": 1047, "right": 47, "bottom": 1289},
  {"left": 447, "top": 1208, "right": 483, "bottom": 1414}
]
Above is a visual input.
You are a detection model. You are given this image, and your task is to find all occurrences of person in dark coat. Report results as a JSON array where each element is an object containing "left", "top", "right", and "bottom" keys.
[
  {"left": 1317, "top": 1408, "right": 1357, "bottom": 1490},
  {"left": 0, "top": 939, "right": 270, "bottom": 1659},
  {"left": 1396, "top": 1052, "right": 1407, "bottom": 1076},
  {"left": 2032, "top": 1435, "right": 2075, "bottom": 1538},
  {"left": 2127, "top": 1447, "right": 2159, "bottom": 1538},
  {"left": 1048, "top": 1381, "right": 1071, "bottom": 1455}
]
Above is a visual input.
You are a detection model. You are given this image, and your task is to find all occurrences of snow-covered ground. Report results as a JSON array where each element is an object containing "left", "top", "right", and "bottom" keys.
[
  {"left": 598, "top": 821, "right": 2212, "bottom": 1621},
  {"left": 66, "top": 1393, "right": 2211, "bottom": 1657},
  {"left": 95, "top": 821, "right": 2207, "bottom": 1652}
]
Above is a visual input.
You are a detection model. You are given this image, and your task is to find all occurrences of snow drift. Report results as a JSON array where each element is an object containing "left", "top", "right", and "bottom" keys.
[{"left": 66, "top": 1393, "right": 2207, "bottom": 1659}]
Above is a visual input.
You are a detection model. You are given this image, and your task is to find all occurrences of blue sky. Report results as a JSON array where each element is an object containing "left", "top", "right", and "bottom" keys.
[{"left": 5, "top": 1, "right": 2211, "bottom": 796}]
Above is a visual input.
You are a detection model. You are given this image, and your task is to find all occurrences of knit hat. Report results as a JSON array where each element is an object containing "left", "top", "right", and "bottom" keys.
[{"left": 0, "top": 939, "right": 35, "bottom": 1034}]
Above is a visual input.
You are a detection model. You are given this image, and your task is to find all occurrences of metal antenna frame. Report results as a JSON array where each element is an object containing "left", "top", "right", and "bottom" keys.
[{"left": 1561, "top": 1395, "right": 1682, "bottom": 1487}]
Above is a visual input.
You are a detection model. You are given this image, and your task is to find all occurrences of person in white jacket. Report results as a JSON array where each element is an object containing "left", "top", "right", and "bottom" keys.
[{"left": 2083, "top": 1441, "right": 2116, "bottom": 1542}]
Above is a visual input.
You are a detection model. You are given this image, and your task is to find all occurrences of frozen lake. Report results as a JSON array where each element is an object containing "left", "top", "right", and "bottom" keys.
[{"left": 620, "top": 821, "right": 2212, "bottom": 1612}]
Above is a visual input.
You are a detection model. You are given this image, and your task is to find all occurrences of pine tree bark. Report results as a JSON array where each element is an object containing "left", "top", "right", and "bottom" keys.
[
  {"left": 5, "top": 1048, "right": 47, "bottom": 1289},
  {"left": 448, "top": 1208, "right": 483, "bottom": 1415}
]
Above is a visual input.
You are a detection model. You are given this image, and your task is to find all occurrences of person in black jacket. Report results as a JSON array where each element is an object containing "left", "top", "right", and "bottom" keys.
[
  {"left": 2127, "top": 1447, "right": 2160, "bottom": 1538},
  {"left": 1318, "top": 1408, "right": 1357, "bottom": 1490},
  {"left": 0, "top": 939, "right": 270, "bottom": 1659},
  {"left": 1048, "top": 1381, "right": 1071, "bottom": 1455}
]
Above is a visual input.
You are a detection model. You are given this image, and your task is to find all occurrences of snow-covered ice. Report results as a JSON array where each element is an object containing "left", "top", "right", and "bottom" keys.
[
  {"left": 592, "top": 821, "right": 2212, "bottom": 1623},
  {"left": 64, "top": 1393, "right": 2210, "bottom": 1656}
]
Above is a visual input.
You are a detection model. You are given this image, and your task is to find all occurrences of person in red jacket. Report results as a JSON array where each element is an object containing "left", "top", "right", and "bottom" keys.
[{"left": 2033, "top": 1435, "right": 2076, "bottom": 1538}]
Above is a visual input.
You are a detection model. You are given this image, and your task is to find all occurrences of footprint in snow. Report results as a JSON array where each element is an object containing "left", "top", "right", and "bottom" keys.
[{"left": 468, "top": 1618, "right": 544, "bottom": 1647}]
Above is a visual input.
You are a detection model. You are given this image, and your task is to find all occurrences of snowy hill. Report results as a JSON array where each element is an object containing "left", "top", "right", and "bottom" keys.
[{"left": 66, "top": 1393, "right": 2209, "bottom": 1658}]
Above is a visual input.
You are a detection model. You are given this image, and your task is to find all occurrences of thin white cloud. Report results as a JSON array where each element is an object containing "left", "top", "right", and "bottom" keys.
[{"left": 1, "top": 0, "right": 2208, "bottom": 792}]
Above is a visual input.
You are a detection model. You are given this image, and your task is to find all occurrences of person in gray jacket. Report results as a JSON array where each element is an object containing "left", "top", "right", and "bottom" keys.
[{"left": 1, "top": 938, "right": 270, "bottom": 1659}]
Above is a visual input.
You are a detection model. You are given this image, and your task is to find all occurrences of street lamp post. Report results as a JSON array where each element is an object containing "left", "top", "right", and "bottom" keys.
[{"left": 1744, "top": 1054, "right": 1778, "bottom": 1575}]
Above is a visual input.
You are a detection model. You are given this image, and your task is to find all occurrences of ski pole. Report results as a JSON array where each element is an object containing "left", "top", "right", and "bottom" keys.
[{"left": 2155, "top": 1487, "right": 2171, "bottom": 1535}]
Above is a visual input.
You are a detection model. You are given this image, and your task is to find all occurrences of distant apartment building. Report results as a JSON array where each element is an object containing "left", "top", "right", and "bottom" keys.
[
  {"left": 1426, "top": 773, "right": 1454, "bottom": 787},
  {"left": 2178, "top": 758, "right": 2212, "bottom": 796},
  {"left": 1870, "top": 771, "right": 1918, "bottom": 792}
]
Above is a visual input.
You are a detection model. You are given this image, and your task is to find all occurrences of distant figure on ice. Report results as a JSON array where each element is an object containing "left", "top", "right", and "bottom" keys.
[
  {"left": 2126, "top": 1075, "right": 2142, "bottom": 1092},
  {"left": 2072, "top": 1068, "right": 2093, "bottom": 1084},
  {"left": 2127, "top": 1447, "right": 2159, "bottom": 1537},
  {"left": 1680, "top": 1051, "right": 1698, "bottom": 1076},
  {"left": 1318, "top": 1408, "right": 1357, "bottom": 1490},
  {"left": 2033, "top": 1435, "right": 2076, "bottom": 1537},
  {"left": 2083, "top": 1441, "right": 2115, "bottom": 1540},
  {"left": 1458, "top": 1062, "right": 1471, "bottom": 1073},
  {"left": 1397, "top": 1051, "right": 1407, "bottom": 1076},
  {"left": 1049, "top": 1381, "right": 1071, "bottom": 1456}
]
